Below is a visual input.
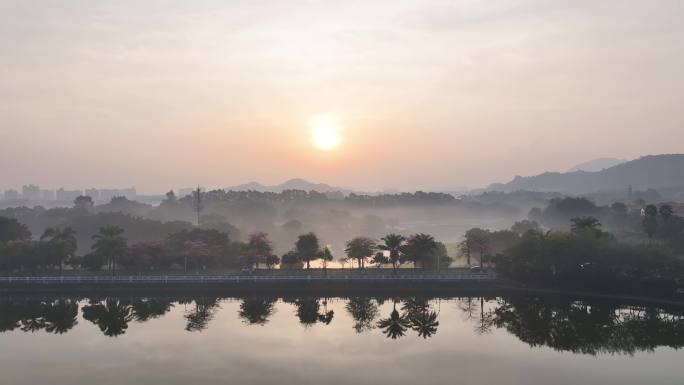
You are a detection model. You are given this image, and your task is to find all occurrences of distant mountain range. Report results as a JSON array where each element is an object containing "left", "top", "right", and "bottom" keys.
[
  {"left": 568, "top": 157, "right": 627, "bottom": 172},
  {"left": 487, "top": 154, "right": 684, "bottom": 194},
  {"left": 226, "top": 178, "right": 353, "bottom": 194}
]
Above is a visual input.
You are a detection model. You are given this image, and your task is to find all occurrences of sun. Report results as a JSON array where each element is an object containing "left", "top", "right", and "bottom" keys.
[{"left": 310, "top": 115, "right": 341, "bottom": 151}]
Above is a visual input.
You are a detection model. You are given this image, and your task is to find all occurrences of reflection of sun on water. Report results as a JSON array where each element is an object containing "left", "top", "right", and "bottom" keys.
[{"left": 310, "top": 115, "right": 341, "bottom": 151}]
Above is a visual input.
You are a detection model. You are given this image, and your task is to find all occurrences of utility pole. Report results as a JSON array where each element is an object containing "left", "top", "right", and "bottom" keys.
[{"left": 193, "top": 185, "right": 203, "bottom": 226}]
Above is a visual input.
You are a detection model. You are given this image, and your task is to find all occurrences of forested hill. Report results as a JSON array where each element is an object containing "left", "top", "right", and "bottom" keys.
[{"left": 487, "top": 154, "right": 684, "bottom": 194}]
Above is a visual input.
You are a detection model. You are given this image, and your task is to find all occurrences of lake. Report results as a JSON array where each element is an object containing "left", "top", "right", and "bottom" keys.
[{"left": 0, "top": 294, "right": 682, "bottom": 385}]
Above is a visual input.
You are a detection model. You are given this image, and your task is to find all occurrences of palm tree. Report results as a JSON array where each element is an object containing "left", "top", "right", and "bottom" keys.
[
  {"left": 403, "top": 233, "right": 438, "bottom": 268},
  {"left": 41, "top": 227, "right": 77, "bottom": 274},
  {"left": 344, "top": 237, "right": 377, "bottom": 269},
  {"left": 378, "top": 234, "right": 405, "bottom": 274},
  {"left": 377, "top": 300, "right": 410, "bottom": 339},
  {"left": 91, "top": 226, "right": 127, "bottom": 275}
]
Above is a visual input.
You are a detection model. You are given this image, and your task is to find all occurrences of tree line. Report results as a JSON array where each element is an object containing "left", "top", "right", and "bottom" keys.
[{"left": 0, "top": 215, "right": 452, "bottom": 273}]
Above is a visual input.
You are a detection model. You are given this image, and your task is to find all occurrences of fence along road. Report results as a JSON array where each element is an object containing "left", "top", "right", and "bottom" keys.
[{"left": 0, "top": 271, "right": 496, "bottom": 285}]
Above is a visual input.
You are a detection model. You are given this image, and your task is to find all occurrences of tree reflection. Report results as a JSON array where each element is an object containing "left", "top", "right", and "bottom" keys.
[
  {"left": 239, "top": 297, "right": 277, "bottom": 325},
  {"left": 0, "top": 299, "right": 78, "bottom": 334},
  {"left": 377, "top": 300, "right": 410, "bottom": 339},
  {"left": 82, "top": 298, "right": 133, "bottom": 337},
  {"left": 43, "top": 299, "right": 79, "bottom": 334},
  {"left": 346, "top": 297, "right": 379, "bottom": 333},
  {"left": 184, "top": 297, "right": 219, "bottom": 332},
  {"left": 489, "top": 297, "right": 684, "bottom": 355},
  {"left": 293, "top": 298, "right": 334, "bottom": 327},
  {"left": 132, "top": 298, "right": 174, "bottom": 322}
]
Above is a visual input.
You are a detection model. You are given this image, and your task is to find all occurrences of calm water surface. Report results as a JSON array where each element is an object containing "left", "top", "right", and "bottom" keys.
[{"left": 0, "top": 295, "right": 682, "bottom": 385}]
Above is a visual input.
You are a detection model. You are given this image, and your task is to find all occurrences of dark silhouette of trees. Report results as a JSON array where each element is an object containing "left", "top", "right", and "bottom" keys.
[
  {"left": 378, "top": 234, "right": 405, "bottom": 274},
  {"left": 345, "top": 297, "right": 379, "bottom": 333},
  {"left": 402, "top": 233, "right": 438, "bottom": 268},
  {"left": 82, "top": 298, "right": 133, "bottom": 337},
  {"left": 184, "top": 297, "right": 219, "bottom": 332},
  {"left": 239, "top": 297, "right": 277, "bottom": 325},
  {"left": 40, "top": 227, "right": 77, "bottom": 274},
  {"left": 345, "top": 237, "right": 377, "bottom": 269},
  {"left": 295, "top": 233, "right": 320, "bottom": 269},
  {"left": 459, "top": 229, "right": 490, "bottom": 267},
  {"left": 73, "top": 195, "right": 94, "bottom": 210},
  {"left": 643, "top": 205, "right": 659, "bottom": 241},
  {"left": 377, "top": 300, "right": 410, "bottom": 339},
  {"left": 131, "top": 298, "right": 174, "bottom": 322},
  {"left": 241, "top": 232, "right": 275, "bottom": 269},
  {"left": 0, "top": 216, "right": 31, "bottom": 243},
  {"left": 293, "top": 298, "right": 334, "bottom": 327},
  {"left": 570, "top": 216, "right": 602, "bottom": 234},
  {"left": 511, "top": 220, "right": 541, "bottom": 235},
  {"left": 91, "top": 226, "right": 127, "bottom": 274}
]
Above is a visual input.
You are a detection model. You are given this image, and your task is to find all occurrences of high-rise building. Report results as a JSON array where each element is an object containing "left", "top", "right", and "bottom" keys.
[
  {"left": 85, "top": 188, "right": 100, "bottom": 200},
  {"left": 56, "top": 188, "right": 83, "bottom": 202},
  {"left": 3, "top": 189, "right": 20, "bottom": 200},
  {"left": 41, "top": 189, "right": 55, "bottom": 201},
  {"left": 22, "top": 184, "right": 41, "bottom": 201}
]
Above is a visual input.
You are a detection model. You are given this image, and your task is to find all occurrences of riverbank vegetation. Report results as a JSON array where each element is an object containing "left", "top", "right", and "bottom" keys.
[{"left": 1, "top": 196, "right": 683, "bottom": 296}]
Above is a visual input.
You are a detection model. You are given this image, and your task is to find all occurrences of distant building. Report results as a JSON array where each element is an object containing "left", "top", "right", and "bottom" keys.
[
  {"left": 22, "top": 184, "right": 41, "bottom": 201},
  {"left": 85, "top": 188, "right": 100, "bottom": 200},
  {"left": 3, "top": 189, "right": 20, "bottom": 200},
  {"left": 41, "top": 189, "right": 55, "bottom": 201},
  {"left": 56, "top": 188, "right": 83, "bottom": 202},
  {"left": 100, "top": 187, "right": 136, "bottom": 202}
]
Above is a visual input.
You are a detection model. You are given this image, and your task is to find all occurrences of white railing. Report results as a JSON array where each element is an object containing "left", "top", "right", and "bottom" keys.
[{"left": 0, "top": 273, "right": 496, "bottom": 284}]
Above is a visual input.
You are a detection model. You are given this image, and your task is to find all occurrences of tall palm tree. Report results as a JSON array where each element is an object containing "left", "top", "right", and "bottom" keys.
[
  {"left": 403, "top": 233, "right": 438, "bottom": 268},
  {"left": 377, "top": 300, "right": 410, "bottom": 339},
  {"left": 41, "top": 227, "right": 77, "bottom": 274},
  {"left": 91, "top": 226, "right": 127, "bottom": 275},
  {"left": 378, "top": 234, "right": 405, "bottom": 274}
]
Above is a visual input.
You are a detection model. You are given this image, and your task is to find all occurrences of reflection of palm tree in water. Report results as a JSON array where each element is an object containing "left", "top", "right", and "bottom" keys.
[
  {"left": 377, "top": 299, "right": 410, "bottom": 339},
  {"left": 20, "top": 301, "right": 46, "bottom": 332},
  {"left": 400, "top": 298, "right": 440, "bottom": 339},
  {"left": 82, "top": 298, "right": 134, "bottom": 337},
  {"left": 43, "top": 299, "right": 78, "bottom": 334}
]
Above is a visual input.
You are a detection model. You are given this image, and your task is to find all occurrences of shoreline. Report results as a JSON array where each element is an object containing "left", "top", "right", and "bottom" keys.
[{"left": 0, "top": 277, "right": 682, "bottom": 307}]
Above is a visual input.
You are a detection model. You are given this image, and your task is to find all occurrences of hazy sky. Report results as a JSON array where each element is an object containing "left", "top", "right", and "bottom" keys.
[{"left": 2, "top": 0, "right": 683, "bottom": 193}]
